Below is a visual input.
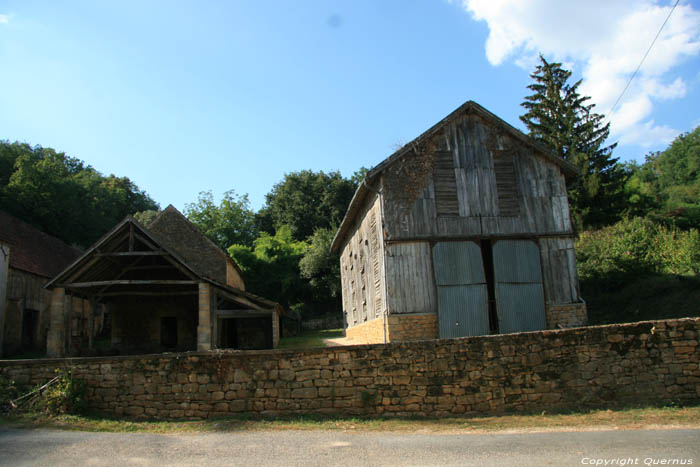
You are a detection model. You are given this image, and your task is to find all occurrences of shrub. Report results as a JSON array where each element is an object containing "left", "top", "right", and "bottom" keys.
[
  {"left": 36, "top": 369, "right": 87, "bottom": 415},
  {"left": 576, "top": 217, "right": 700, "bottom": 281}
]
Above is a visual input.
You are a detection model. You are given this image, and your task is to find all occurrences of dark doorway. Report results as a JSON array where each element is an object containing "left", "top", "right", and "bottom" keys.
[
  {"left": 21, "top": 309, "right": 39, "bottom": 350},
  {"left": 479, "top": 240, "right": 499, "bottom": 334},
  {"left": 219, "top": 317, "right": 272, "bottom": 350},
  {"left": 160, "top": 317, "right": 178, "bottom": 348}
]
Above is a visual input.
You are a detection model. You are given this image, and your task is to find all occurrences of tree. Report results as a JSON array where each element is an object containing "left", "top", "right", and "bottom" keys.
[
  {"left": 299, "top": 227, "right": 341, "bottom": 301},
  {"left": 0, "top": 141, "right": 159, "bottom": 246},
  {"left": 228, "top": 225, "right": 309, "bottom": 307},
  {"left": 184, "top": 190, "right": 257, "bottom": 249},
  {"left": 520, "top": 56, "right": 627, "bottom": 230},
  {"left": 257, "top": 170, "right": 360, "bottom": 241}
]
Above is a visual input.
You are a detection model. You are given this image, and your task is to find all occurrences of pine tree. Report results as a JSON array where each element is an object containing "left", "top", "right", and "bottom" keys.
[{"left": 520, "top": 55, "right": 627, "bottom": 231}]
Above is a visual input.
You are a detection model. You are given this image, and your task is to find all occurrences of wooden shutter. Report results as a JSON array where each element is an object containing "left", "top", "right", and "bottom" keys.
[
  {"left": 494, "top": 154, "right": 519, "bottom": 216},
  {"left": 433, "top": 151, "right": 459, "bottom": 216},
  {"left": 492, "top": 240, "right": 546, "bottom": 333},
  {"left": 433, "top": 241, "right": 489, "bottom": 338}
]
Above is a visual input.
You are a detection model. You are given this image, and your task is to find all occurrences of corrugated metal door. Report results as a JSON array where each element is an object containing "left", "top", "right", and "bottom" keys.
[
  {"left": 433, "top": 241, "right": 488, "bottom": 338},
  {"left": 492, "top": 240, "right": 546, "bottom": 334}
]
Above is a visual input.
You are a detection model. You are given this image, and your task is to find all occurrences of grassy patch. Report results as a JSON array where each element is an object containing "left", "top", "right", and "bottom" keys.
[
  {"left": 2, "top": 404, "right": 699, "bottom": 434},
  {"left": 583, "top": 274, "right": 700, "bottom": 325},
  {"left": 278, "top": 329, "right": 344, "bottom": 350}
]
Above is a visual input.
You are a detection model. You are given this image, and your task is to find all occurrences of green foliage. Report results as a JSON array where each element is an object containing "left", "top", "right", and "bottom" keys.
[
  {"left": 257, "top": 170, "right": 359, "bottom": 241},
  {"left": 0, "top": 141, "right": 158, "bottom": 247},
  {"left": 623, "top": 127, "right": 700, "bottom": 229},
  {"left": 576, "top": 217, "right": 700, "bottom": 281},
  {"left": 133, "top": 209, "right": 160, "bottom": 227},
  {"left": 520, "top": 56, "right": 627, "bottom": 230},
  {"left": 228, "top": 225, "right": 309, "bottom": 307},
  {"left": 299, "top": 227, "right": 341, "bottom": 300},
  {"left": 0, "top": 375, "right": 22, "bottom": 412},
  {"left": 38, "top": 369, "right": 87, "bottom": 416},
  {"left": 185, "top": 190, "right": 257, "bottom": 249}
]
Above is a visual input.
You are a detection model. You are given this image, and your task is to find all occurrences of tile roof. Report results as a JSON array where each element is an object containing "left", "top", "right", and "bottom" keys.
[{"left": 0, "top": 210, "right": 82, "bottom": 278}]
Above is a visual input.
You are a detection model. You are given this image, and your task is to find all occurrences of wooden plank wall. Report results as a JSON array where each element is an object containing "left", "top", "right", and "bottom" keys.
[
  {"left": 382, "top": 114, "right": 571, "bottom": 240},
  {"left": 538, "top": 237, "right": 581, "bottom": 304},
  {"left": 340, "top": 195, "right": 387, "bottom": 328},
  {"left": 385, "top": 242, "right": 436, "bottom": 315}
]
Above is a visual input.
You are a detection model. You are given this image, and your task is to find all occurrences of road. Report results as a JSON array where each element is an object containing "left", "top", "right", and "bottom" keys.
[{"left": 0, "top": 427, "right": 698, "bottom": 466}]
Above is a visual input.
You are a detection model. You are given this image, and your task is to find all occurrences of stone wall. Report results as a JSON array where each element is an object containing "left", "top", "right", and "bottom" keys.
[
  {"left": 345, "top": 316, "right": 385, "bottom": 344},
  {"left": 1, "top": 318, "right": 698, "bottom": 420},
  {"left": 386, "top": 313, "right": 438, "bottom": 342},
  {"left": 546, "top": 302, "right": 588, "bottom": 329}
]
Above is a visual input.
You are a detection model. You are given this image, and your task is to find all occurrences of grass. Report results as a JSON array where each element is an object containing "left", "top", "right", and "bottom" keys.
[
  {"left": 278, "top": 328, "right": 344, "bottom": 350},
  {"left": 583, "top": 273, "right": 700, "bottom": 325},
  {"left": 1, "top": 404, "right": 699, "bottom": 434}
]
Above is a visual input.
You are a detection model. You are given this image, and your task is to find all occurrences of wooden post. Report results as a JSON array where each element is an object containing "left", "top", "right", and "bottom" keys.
[
  {"left": 197, "top": 283, "right": 212, "bottom": 351},
  {"left": 46, "top": 288, "right": 66, "bottom": 358},
  {"left": 88, "top": 297, "right": 96, "bottom": 350},
  {"left": 0, "top": 244, "right": 9, "bottom": 358}
]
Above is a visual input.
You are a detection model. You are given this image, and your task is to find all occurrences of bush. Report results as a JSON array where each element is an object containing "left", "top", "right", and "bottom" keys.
[
  {"left": 36, "top": 369, "right": 87, "bottom": 415},
  {"left": 576, "top": 217, "right": 700, "bottom": 281}
]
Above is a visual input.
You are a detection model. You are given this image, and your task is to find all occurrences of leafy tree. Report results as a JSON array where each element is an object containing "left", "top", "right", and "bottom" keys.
[
  {"left": 133, "top": 209, "right": 160, "bottom": 227},
  {"left": 0, "top": 141, "right": 158, "bottom": 246},
  {"left": 228, "top": 225, "right": 309, "bottom": 307},
  {"left": 299, "top": 227, "right": 341, "bottom": 301},
  {"left": 520, "top": 56, "right": 627, "bottom": 230},
  {"left": 257, "top": 170, "right": 359, "bottom": 241},
  {"left": 184, "top": 190, "right": 257, "bottom": 249}
]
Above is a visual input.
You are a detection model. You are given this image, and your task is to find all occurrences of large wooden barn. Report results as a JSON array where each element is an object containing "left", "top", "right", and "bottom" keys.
[
  {"left": 330, "top": 101, "right": 587, "bottom": 344},
  {"left": 45, "top": 206, "right": 281, "bottom": 357}
]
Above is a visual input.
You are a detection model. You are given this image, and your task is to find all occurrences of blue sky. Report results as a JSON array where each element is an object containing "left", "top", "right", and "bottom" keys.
[{"left": 1, "top": 1, "right": 699, "bottom": 211}]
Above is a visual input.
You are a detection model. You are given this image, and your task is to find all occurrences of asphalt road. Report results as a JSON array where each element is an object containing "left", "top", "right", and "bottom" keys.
[{"left": 0, "top": 427, "right": 698, "bottom": 467}]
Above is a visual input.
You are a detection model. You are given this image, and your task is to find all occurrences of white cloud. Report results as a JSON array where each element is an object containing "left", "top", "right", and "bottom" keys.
[
  {"left": 0, "top": 14, "right": 9, "bottom": 24},
  {"left": 459, "top": 0, "right": 700, "bottom": 148}
]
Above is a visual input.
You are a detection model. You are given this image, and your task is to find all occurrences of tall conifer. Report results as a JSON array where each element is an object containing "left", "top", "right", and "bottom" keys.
[{"left": 520, "top": 55, "right": 626, "bottom": 230}]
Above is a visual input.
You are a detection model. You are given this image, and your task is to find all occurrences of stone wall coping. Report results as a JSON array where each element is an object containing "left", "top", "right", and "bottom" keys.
[{"left": 1, "top": 317, "right": 698, "bottom": 368}]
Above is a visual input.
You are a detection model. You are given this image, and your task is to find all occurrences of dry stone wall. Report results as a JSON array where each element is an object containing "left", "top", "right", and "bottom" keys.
[{"left": 1, "top": 318, "right": 698, "bottom": 420}]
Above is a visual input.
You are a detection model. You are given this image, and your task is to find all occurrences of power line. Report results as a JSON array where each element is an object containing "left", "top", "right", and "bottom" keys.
[{"left": 607, "top": 0, "right": 680, "bottom": 118}]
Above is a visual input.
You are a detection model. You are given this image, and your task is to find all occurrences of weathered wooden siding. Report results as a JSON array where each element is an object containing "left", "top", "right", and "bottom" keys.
[
  {"left": 340, "top": 195, "right": 386, "bottom": 328},
  {"left": 382, "top": 113, "right": 571, "bottom": 240},
  {"left": 385, "top": 242, "right": 436, "bottom": 315},
  {"left": 0, "top": 244, "right": 9, "bottom": 355},
  {"left": 538, "top": 237, "right": 581, "bottom": 305},
  {"left": 3, "top": 268, "right": 51, "bottom": 354}
]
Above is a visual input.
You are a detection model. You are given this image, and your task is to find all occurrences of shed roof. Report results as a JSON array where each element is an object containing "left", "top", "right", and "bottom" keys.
[
  {"left": 330, "top": 100, "right": 580, "bottom": 253},
  {"left": 0, "top": 210, "right": 82, "bottom": 278}
]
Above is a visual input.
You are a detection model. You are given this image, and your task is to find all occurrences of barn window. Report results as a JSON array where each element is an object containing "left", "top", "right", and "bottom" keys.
[
  {"left": 433, "top": 150, "right": 459, "bottom": 216},
  {"left": 494, "top": 154, "right": 520, "bottom": 216}
]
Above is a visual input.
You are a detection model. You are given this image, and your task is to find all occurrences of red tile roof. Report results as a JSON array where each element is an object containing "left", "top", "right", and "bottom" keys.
[{"left": 0, "top": 211, "right": 82, "bottom": 278}]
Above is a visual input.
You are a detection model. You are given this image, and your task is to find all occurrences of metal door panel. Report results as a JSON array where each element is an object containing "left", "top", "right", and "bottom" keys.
[
  {"left": 433, "top": 241, "right": 489, "bottom": 338},
  {"left": 437, "top": 285, "right": 489, "bottom": 338},
  {"left": 493, "top": 240, "right": 546, "bottom": 334}
]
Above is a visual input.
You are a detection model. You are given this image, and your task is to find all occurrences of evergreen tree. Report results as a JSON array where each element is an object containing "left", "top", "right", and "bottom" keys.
[{"left": 520, "top": 55, "right": 627, "bottom": 230}]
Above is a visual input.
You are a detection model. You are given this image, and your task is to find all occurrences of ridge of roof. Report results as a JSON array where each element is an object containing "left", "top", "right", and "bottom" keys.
[
  {"left": 153, "top": 205, "right": 245, "bottom": 280},
  {"left": 330, "top": 100, "right": 580, "bottom": 253}
]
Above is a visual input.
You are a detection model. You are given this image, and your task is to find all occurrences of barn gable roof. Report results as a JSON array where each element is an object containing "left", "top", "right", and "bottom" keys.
[
  {"left": 0, "top": 210, "right": 82, "bottom": 278},
  {"left": 45, "top": 207, "right": 275, "bottom": 310},
  {"left": 330, "top": 100, "right": 580, "bottom": 253}
]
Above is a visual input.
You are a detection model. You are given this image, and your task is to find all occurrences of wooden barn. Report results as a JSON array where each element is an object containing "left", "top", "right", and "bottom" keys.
[
  {"left": 45, "top": 205, "right": 282, "bottom": 357},
  {"left": 0, "top": 211, "right": 90, "bottom": 357},
  {"left": 330, "top": 101, "right": 587, "bottom": 344}
]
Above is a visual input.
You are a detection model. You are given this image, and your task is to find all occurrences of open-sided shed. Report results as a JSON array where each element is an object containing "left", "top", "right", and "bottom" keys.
[
  {"left": 45, "top": 206, "right": 281, "bottom": 357},
  {"left": 331, "top": 101, "right": 587, "bottom": 343}
]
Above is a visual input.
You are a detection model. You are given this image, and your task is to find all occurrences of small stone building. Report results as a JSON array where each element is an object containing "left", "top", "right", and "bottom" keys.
[
  {"left": 0, "top": 211, "right": 87, "bottom": 357},
  {"left": 331, "top": 101, "right": 587, "bottom": 344},
  {"left": 45, "top": 205, "right": 281, "bottom": 357}
]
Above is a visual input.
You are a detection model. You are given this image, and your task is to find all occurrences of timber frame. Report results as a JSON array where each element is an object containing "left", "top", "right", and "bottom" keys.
[{"left": 45, "top": 208, "right": 281, "bottom": 357}]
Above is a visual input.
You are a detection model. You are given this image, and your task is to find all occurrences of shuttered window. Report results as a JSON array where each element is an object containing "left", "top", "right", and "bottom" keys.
[
  {"left": 494, "top": 154, "right": 519, "bottom": 216},
  {"left": 433, "top": 151, "right": 459, "bottom": 216}
]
